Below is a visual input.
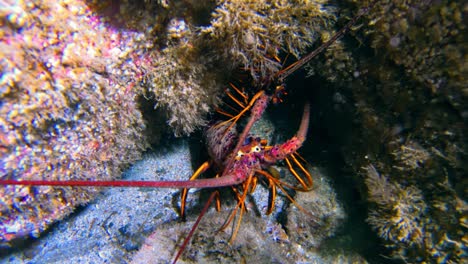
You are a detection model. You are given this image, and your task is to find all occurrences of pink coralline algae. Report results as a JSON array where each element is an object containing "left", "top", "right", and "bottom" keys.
[{"left": 0, "top": 0, "right": 153, "bottom": 246}]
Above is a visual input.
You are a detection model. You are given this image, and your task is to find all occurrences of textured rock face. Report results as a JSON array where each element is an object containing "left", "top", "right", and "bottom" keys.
[
  {"left": 304, "top": 1, "right": 467, "bottom": 262},
  {"left": 0, "top": 0, "right": 149, "bottom": 246}
]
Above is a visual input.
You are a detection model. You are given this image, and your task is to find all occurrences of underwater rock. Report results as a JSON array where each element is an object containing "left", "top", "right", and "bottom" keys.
[
  {"left": 0, "top": 0, "right": 151, "bottom": 245},
  {"left": 130, "top": 167, "right": 349, "bottom": 263},
  {"left": 287, "top": 167, "right": 346, "bottom": 252}
]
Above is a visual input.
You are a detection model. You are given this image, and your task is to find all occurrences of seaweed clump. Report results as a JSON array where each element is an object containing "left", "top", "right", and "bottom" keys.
[
  {"left": 142, "top": 0, "right": 332, "bottom": 134},
  {"left": 364, "top": 165, "right": 427, "bottom": 254},
  {"left": 203, "top": 0, "right": 332, "bottom": 81}
]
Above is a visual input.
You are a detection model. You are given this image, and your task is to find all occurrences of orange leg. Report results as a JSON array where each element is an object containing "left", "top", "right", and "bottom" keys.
[
  {"left": 285, "top": 153, "right": 313, "bottom": 191},
  {"left": 180, "top": 161, "right": 211, "bottom": 218},
  {"left": 254, "top": 169, "right": 314, "bottom": 218},
  {"left": 215, "top": 90, "right": 265, "bottom": 135},
  {"left": 218, "top": 174, "right": 254, "bottom": 243},
  {"left": 216, "top": 84, "right": 248, "bottom": 118},
  {"left": 266, "top": 177, "right": 277, "bottom": 215}
]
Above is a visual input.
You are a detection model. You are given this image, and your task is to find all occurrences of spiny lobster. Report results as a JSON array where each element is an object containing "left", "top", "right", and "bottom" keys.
[{"left": 0, "top": 3, "right": 375, "bottom": 263}]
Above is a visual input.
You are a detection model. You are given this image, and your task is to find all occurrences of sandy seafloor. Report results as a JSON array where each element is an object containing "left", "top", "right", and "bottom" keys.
[{"left": 1, "top": 139, "right": 197, "bottom": 263}]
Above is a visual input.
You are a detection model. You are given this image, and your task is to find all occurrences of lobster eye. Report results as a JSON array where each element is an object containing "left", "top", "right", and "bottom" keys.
[{"left": 251, "top": 145, "right": 261, "bottom": 153}]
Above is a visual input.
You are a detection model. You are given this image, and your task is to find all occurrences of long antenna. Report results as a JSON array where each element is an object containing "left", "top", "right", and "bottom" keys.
[{"left": 276, "top": 2, "right": 376, "bottom": 82}]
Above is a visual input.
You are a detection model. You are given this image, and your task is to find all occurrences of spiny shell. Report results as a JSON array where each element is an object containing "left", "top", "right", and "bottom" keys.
[{"left": 205, "top": 121, "right": 238, "bottom": 168}]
